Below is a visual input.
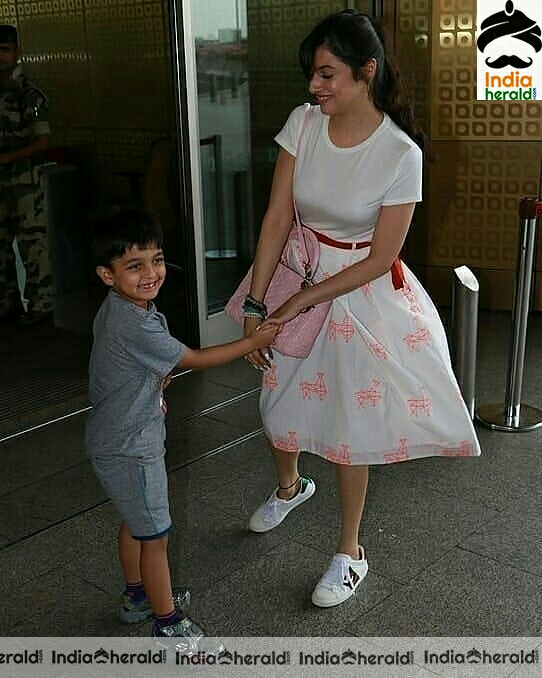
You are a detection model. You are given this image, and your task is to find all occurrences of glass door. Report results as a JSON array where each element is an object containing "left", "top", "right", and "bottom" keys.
[
  {"left": 178, "top": 1, "right": 375, "bottom": 346},
  {"left": 177, "top": 0, "right": 252, "bottom": 345}
]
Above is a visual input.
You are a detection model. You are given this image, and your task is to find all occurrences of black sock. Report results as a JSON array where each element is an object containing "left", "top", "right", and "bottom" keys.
[
  {"left": 124, "top": 581, "right": 146, "bottom": 603},
  {"left": 154, "top": 610, "right": 179, "bottom": 628}
]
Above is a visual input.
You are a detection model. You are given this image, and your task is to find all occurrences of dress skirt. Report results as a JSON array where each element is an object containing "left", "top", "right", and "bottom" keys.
[{"left": 260, "top": 241, "right": 481, "bottom": 465}]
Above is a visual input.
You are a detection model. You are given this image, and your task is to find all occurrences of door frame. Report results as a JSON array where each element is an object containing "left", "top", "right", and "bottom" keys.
[{"left": 168, "top": 0, "right": 243, "bottom": 348}]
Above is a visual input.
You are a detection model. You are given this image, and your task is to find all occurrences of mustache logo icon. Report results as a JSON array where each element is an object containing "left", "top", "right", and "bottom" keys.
[
  {"left": 485, "top": 55, "right": 534, "bottom": 68},
  {"left": 477, "top": 0, "right": 541, "bottom": 69}
]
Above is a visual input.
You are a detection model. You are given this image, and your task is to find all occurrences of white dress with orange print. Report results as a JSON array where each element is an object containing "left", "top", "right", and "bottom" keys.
[{"left": 259, "top": 105, "right": 481, "bottom": 465}]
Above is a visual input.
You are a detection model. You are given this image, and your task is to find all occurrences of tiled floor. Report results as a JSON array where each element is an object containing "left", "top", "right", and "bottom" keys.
[{"left": 0, "top": 311, "right": 541, "bottom": 638}]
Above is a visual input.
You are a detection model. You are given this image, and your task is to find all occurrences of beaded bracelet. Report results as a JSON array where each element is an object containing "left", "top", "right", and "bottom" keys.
[
  {"left": 244, "top": 294, "right": 267, "bottom": 312},
  {"left": 243, "top": 310, "right": 266, "bottom": 320},
  {"left": 242, "top": 295, "right": 267, "bottom": 319}
]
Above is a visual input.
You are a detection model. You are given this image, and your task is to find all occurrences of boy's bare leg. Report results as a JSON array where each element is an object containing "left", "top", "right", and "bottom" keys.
[
  {"left": 140, "top": 536, "right": 174, "bottom": 617},
  {"left": 118, "top": 521, "right": 142, "bottom": 583},
  {"left": 119, "top": 524, "right": 173, "bottom": 616}
]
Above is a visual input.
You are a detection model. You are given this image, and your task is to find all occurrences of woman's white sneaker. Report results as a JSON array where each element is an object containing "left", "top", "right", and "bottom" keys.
[
  {"left": 311, "top": 546, "right": 368, "bottom": 607},
  {"left": 248, "top": 477, "right": 316, "bottom": 533}
]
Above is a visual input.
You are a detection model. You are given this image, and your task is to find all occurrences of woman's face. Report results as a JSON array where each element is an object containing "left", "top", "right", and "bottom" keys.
[{"left": 308, "top": 45, "right": 368, "bottom": 115}]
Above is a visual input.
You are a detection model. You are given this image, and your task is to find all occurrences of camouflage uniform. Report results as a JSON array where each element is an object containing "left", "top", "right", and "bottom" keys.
[{"left": 0, "top": 63, "right": 51, "bottom": 315}]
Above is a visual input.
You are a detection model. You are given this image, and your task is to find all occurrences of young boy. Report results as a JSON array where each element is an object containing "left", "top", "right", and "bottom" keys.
[{"left": 86, "top": 206, "right": 278, "bottom": 645}]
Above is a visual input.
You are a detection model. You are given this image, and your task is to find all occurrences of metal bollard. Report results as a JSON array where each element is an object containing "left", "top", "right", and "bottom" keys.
[
  {"left": 476, "top": 196, "right": 542, "bottom": 431},
  {"left": 451, "top": 265, "right": 479, "bottom": 419}
]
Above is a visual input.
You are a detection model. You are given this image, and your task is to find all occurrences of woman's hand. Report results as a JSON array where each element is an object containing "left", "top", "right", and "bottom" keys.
[
  {"left": 247, "top": 320, "right": 281, "bottom": 350},
  {"left": 267, "top": 292, "right": 306, "bottom": 325},
  {"left": 243, "top": 316, "right": 273, "bottom": 371}
]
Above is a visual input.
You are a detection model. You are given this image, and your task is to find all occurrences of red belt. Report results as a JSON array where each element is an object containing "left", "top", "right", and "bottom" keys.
[{"left": 312, "top": 229, "right": 405, "bottom": 291}]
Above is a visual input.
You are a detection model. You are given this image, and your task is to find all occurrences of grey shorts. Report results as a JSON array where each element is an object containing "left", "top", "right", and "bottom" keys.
[{"left": 90, "top": 453, "right": 172, "bottom": 540}]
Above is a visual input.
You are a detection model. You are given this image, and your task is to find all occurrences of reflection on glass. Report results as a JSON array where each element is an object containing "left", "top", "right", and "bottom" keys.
[{"left": 193, "top": 0, "right": 253, "bottom": 314}]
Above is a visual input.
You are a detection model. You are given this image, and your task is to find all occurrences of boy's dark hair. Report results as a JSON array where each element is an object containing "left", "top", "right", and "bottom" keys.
[{"left": 91, "top": 205, "right": 163, "bottom": 268}]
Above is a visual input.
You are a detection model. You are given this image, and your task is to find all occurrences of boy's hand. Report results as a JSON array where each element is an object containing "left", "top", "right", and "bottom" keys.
[
  {"left": 248, "top": 320, "right": 281, "bottom": 350},
  {"left": 244, "top": 320, "right": 281, "bottom": 371}
]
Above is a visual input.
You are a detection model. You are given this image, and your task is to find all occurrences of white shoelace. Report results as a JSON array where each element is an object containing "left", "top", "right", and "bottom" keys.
[
  {"left": 320, "top": 557, "right": 354, "bottom": 590},
  {"left": 262, "top": 496, "right": 280, "bottom": 524}
]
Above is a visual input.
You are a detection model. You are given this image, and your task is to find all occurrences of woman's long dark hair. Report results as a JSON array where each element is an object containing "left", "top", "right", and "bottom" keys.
[{"left": 299, "top": 9, "right": 428, "bottom": 154}]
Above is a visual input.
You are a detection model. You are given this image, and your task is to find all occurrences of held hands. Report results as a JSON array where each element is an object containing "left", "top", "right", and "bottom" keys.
[
  {"left": 248, "top": 318, "right": 282, "bottom": 350},
  {"left": 244, "top": 316, "right": 281, "bottom": 371},
  {"left": 243, "top": 291, "right": 306, "bottom": 370}
]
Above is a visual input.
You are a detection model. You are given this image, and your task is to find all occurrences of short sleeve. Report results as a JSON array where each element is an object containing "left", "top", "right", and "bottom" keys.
[
  {"left": 22, "top": 87, "right": 50, "bottom": 137},
  {"left": 382, "top": 143, "right": 423, "bottom": 206},
  {"left": 274, "top": 103, "right": 311, "bottom": 157},
  {"left": 123, "top": 308, "right": 186, "bottom": 377}
]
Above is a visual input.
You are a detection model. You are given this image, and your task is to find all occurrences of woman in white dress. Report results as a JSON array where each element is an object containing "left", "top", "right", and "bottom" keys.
[{"left": 242, "top": 9, "right": 481, "bottom": 608}]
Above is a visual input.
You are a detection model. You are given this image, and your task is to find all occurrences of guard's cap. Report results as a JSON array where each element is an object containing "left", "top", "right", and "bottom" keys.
[{"left": 0, "top": 25, "right": 18, "bottom": 46}]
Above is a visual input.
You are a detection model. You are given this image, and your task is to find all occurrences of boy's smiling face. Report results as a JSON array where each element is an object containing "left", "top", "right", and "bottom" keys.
[{"left": 96, "top": 244, "right": 166, "bottom": 308}]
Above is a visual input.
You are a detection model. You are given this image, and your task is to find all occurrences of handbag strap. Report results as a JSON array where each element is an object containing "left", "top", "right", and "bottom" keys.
[{"left": 293, "top": 105, "right": 314, "bottom": 265}]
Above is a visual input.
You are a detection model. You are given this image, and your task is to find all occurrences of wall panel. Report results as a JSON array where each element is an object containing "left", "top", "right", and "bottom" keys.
[{"left": 395, "top": 0, "right": 542, "bottom": 309}]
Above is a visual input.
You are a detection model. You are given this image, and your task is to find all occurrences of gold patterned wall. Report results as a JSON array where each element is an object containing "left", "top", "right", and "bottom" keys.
[
  {"left": 390, "top": 0, "right": 431, "bottom": 270},
  {"left": 248, "top": 0, "right": 348, "bottom": 141},
  {"left": 248, "top": 0, "right": 372, "bottom": 228},
  {"left": 8, "top": 0, "right": 173, "bottom": 203},
  {"left": 395, "top": 0, "right": 542, "bottom": 310}
]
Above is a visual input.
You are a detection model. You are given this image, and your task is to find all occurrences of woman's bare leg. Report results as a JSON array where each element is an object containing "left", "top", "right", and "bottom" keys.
[
  {"left": 335, "top": 464, "right": 369, "bottom": 558},
  {"left": 269, "top": 440, "right": 301, "bottom": 499}
]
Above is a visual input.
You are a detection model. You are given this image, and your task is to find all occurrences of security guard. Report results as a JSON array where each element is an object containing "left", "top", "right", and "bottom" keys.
[{"left": 0, "top": 24, "right": 51, "bottom": 323}]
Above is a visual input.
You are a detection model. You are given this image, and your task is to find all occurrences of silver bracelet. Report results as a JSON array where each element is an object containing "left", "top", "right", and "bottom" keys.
[{"left": 243, "top": 310, "right": 266, "bottom": 320}]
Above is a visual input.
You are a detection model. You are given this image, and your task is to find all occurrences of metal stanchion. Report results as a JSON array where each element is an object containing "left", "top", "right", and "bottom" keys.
[
  {"left": 451, "top": 265, "right": 479, "bottom": 419},
  {"left": 476, "top": 196, "right": 542, "bottom": 431}
]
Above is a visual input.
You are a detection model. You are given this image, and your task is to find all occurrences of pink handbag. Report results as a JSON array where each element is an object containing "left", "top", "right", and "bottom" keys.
[{"left": 225, "top": 209, "right": 331, "bottom": 358}]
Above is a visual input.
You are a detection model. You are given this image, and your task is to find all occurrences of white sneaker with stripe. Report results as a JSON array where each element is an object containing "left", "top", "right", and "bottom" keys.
[
  {"left": 248, "top": 477, "right": 316, "bottom": 533},
  {"left": 311, "top": 546, "right": 368, "bottom": 607}
]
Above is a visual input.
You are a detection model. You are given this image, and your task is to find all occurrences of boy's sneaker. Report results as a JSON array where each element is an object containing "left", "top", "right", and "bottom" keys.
[
  {"left": 153, "top": 616, "right": 225, "bottom": 657},
  {"left": 120, "top": 587, "right": 190, "bottom": 624},
  {"left": 311, "top": 546, "right": 368, "bottom": 608},
  {"left": 172, "top": 587, "right": 191, "bottom": 616},
  {"left": 248, "top": 477, "right": 315, "bottom": 533},
  {"left": 119, "top": 594, "right": 153, "bottom": 623}
]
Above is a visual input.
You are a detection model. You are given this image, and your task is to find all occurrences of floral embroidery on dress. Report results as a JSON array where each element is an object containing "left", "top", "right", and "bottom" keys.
[
  {"left": 355, "top": 379, "right": 382, "bottom": 408},
  {"left": 300, "top": 371, "right": 328, "bottom": 400},
  {"left": 403, "top": 323, "right": 431, "bottom": 351},
  {"left": 369, "top": 341, "right": 388, "bottom": 359},
  {"left": 328, "top": 313, "right": 355, "bottom": 342},
  {"left": 402, "top": 283, "right": 422, "bottom": 314},
  {"left": 273, "top": 431, "right": 300, "bottom": 453},
  {"left": 441, "top": 441, "right": 473, "bottom": 457},
  {"left": 407, "top": 388, "right": 431, "bottom": 417},
  {"left": 263, "top": 365, "right": 278, "bottom": 391},
  {"left": 325, "top": 444, "right": 351, "bottom": 464},
  {"left": 384, "top": 437, "right": 409, "bottom": 463}
]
